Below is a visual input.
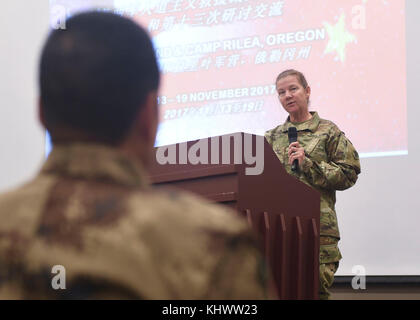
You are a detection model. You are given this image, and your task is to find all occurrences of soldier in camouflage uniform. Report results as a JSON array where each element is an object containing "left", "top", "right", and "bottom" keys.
[
  {"left": 0, "top": 12, "right": 272, "bottom": 299},
  {"left": 265, "top": 69, "right": 361, "bottom": 300}
]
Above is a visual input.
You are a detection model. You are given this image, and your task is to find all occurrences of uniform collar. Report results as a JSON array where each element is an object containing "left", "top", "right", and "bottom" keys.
[
  {"left": 280, "top": 111, "right": 320, "bottom": 133},
  {"left": 41, "top": 143, "right": 150, "bottom": 188}
]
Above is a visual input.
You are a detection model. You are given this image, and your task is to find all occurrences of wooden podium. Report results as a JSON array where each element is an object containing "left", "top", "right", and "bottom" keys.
[{"left": 148, "top": 132, "right": 320, "bottom": 299}]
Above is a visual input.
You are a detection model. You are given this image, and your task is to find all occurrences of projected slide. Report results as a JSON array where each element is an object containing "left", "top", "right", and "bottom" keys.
[{"left": 49, "top": 0, "right": 407, "bottom": 157}]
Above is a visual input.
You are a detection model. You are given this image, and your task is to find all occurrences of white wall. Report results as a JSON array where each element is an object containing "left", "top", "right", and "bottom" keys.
[
  {"left": 0, "top": 1, "right": 49, "bottom": 192},
  {"left": 0, "top": 0, "right": 418, "bottom": 275},
  {"left": 336, "top": 0, "right": 420, "bottom": 275}
]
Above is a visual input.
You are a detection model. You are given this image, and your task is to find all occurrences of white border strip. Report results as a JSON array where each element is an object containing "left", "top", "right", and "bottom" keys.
[
  {"left": 45, "top": 131, "right": 409, "bottom": 160},
  {"left": 359, "top": 150, "right": 408, "bottom": 158}
]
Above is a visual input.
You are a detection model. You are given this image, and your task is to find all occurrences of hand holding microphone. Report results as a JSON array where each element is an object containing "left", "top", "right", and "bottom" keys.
[{"left": 287, "top": 127, "right": 305, "bottom": 171}]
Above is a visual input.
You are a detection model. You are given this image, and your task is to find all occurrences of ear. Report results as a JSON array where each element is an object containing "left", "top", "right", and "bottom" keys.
[
  {"left": 305, "top": 86, "right": 311, "bottom": 101},
  {"left": 38, "top": 97, "right": 47, "bottom": 129},
  {"left": 136, "top": 91, "right": 158, "bottom": 147}
]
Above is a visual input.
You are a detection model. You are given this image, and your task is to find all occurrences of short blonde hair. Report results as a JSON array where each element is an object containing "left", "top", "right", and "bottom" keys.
[{"left": 275, "top": 69, "right": 309, "bottom": 88}]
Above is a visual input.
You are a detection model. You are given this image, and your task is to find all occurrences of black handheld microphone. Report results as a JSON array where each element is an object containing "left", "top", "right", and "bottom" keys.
[{"left": 288, "top": 127, "right": 299, "bottom": 172}]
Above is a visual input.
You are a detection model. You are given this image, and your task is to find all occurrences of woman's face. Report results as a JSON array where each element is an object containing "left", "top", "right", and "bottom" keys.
[{"left": 276, "top": 75, "right": 311, "bottom": 116}]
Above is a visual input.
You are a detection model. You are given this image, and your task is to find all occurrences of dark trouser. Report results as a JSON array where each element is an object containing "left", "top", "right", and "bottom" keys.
[
  {"left": 319, "top": 236, "right": 341, "bottom": 300},
  {"left": 319, "top": 261, "right": 339, "bottom": 300}
]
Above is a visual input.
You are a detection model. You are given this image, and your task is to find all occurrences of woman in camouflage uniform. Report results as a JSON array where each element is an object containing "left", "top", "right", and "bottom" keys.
[{"left": 265, "top": 69, "right": 361, "bottom": 300}]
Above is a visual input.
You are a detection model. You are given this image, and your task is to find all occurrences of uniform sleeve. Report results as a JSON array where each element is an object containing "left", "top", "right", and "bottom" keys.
[
  {"left": 300, "top": 130, "right": 361, "bottom": 191},
  {"left": 204, "top": 232, "right": 276, "bottom": 300},
  {"left": 264, "top": 132, "right": 273, "bottom": 146}
]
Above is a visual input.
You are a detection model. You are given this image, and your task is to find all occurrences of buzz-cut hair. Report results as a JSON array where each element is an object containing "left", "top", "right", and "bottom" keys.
[{"left": 39, "top": 11, "right": 160, "bottom": 144}]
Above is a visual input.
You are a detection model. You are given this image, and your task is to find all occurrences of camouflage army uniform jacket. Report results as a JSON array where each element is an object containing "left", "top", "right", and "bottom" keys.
[
  {"left": 0, "top": 143, "right": 270, "bottom": 299},
  {"left": 265, "top": 112, "right": 361, "bottom": 263}
]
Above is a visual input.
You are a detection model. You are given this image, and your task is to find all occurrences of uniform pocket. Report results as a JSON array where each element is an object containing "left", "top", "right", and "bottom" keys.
[
  {"left": 305, "top": 137, "right": 321, "bottom": 155},
  {"left": 319, "top": 243, "right": 342, "bottom": 264},
  {"left": 305, "top": 135, "right": 329, "bottom": 162}
]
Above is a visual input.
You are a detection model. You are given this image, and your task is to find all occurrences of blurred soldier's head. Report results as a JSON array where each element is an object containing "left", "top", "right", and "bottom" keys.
[{"left": 39, "top": 11, "right": 160, "bottom": 162}]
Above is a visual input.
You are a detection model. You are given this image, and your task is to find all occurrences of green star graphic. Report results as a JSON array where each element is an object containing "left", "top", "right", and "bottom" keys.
[{"left": 323, "top": 13, "right": 356, "bottom": 62}]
